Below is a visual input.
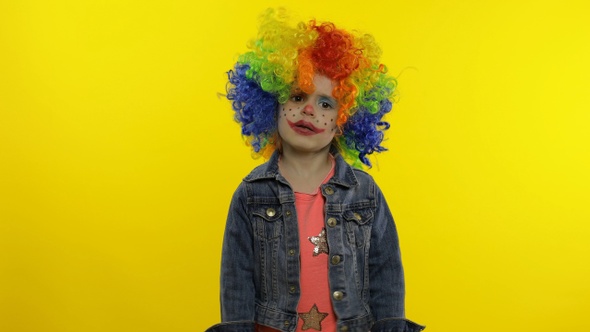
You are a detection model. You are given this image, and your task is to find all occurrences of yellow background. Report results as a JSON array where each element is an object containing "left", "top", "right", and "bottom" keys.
[{"left": 1, "top": 0, "right": 589, "bottom": 331}]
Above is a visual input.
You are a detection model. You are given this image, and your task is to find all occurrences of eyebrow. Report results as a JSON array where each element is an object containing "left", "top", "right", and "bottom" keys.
[{"left": 318, "top": 95, "right": 338, "bottom": 104}]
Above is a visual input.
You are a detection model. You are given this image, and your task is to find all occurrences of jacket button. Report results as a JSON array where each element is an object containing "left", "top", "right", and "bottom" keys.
[
  {"left": 353, "top": 212, "right": 362, "bottom": 221},
  {"left": 327, "top": 218, "right": 337, "bottom": 227},
  {"left": 324, "top": 187, "right": 334, "bottom": 195},
  {"left": 266, "top": 208, "right": 276, "bottom": 217},
  {"left": 288, "top": 249, "right": 296, "bottom": 256},
  {"left": 284, "top": 320, "right": 290, "bottom": 326},
  {"left": 333, "top": 291, "right": 344, "bottom": 301},
  {"left": 331, "top": 255, "right": 341, "bottom": 265},
  {"left": 340, "top": 326, "right": 349, "bottom": 332},
  {"left": 289, "top": 285, "right": 296, "bottom": 293},
  {"left": 285, "top": 210, "right": 292, "bottom": 216}
]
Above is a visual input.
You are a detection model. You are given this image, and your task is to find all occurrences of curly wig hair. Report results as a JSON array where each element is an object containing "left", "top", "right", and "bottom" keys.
[{"left": 226, "top": 9, "right": 396, "bottom": 168}]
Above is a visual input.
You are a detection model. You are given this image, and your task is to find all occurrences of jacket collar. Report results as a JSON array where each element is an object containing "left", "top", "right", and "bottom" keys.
[{"left": 243, "top": 147, "right": 359, "bottom": 188}]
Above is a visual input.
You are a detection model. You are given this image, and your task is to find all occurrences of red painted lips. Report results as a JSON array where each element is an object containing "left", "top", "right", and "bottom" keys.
[{"left": 287, "top": 120, "right": 326, "bottom": 136}]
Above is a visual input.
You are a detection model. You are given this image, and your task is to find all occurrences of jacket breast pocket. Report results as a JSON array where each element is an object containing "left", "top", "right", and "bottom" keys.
[
  {"left": 251, "top": 205, "right": 283, "bottom": 240},
  {"left": 343, "top": 208, "right": 374, "bottom": 248}
]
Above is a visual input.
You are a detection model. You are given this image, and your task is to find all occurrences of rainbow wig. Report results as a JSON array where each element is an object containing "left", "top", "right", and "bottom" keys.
[{"left": 226, "top": 9, "right": 396, "bottom": 168}]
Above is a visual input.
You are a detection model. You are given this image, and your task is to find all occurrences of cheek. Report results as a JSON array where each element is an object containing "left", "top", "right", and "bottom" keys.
[
  {"left": 280, "top": 105, "right": 300, "bottom": 118},
  {"left": 277, "top": 106, "right": 294, "bottom": 135},
  {"left": 316, "top": 111, "right": 338, "bottom": 132}
]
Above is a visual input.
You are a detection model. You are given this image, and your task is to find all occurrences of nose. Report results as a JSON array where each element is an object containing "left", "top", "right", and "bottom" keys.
[{"left": 301, "top": 104, "right": 315, "bottom": 116}]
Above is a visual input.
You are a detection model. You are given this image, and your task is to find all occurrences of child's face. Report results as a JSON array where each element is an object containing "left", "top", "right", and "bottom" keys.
[{"left": 277, "top": 74, "right": 339, "bottom": 155}]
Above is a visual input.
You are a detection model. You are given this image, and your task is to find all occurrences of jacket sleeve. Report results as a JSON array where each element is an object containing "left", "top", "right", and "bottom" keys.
[
  {"left": 216, "top": 183, "right": 256, "bottom": 330},
  {"left": 370, "top": 318, "right": 425, "bottom": 332},
  {"left": 205, "top": 321, "right": 255, "bottom": 332},
  {"left": 369, "top": 184, "right": 425, "bottom": 332}
]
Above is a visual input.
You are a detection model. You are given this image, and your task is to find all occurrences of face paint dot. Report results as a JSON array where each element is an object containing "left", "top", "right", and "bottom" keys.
[
  {"left": 293, "top": 114, "right": 295, "bottom": 117},
  {"left": 330, "top": 119, "right": 333, "bottom": 122},
  {"left": 316, "top": 120, "right": 319, "bottom": 123},
  {"left": 324, "top": 123, "right": 327, "bottom": 125}
]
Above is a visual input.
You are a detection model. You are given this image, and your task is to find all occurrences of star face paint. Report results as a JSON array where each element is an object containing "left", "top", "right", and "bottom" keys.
[{"left": 277, "top": 74, "right": 339, "bottom": 154}]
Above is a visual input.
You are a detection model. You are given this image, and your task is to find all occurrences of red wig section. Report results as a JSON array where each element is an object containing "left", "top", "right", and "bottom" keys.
[
  {"left": 310, "top": 21, "right": 360, "bottom": 80},
  {"left": 296, "top": 21, "right": 369, "bottom": 128}
]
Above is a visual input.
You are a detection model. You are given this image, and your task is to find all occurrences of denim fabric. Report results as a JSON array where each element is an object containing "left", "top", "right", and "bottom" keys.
[
  {"left": 206, "top": 322, "right": 255, "bottom": 332},
  {"left": 205, "top": 150, "right": 425, "bottom": 332}
]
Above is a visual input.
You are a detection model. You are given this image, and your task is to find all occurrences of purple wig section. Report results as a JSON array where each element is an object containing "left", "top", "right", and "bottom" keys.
[
  {"left": 342, "top": 96, "right": 393, "bottom": 167},
  {"left": 226, "top": 64, "right": 279, "bottom": 153}
]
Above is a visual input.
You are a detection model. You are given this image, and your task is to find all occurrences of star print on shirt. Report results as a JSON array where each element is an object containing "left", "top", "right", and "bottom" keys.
[
  {"left": 308, "top": 228, "right": 329, "bottom": 256},
  {"left": 299, "top": 304, "right": 329, "bottom": 331}
]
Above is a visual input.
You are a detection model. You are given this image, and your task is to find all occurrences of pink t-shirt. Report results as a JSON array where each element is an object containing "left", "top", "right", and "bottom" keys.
[
  {"left": 294, "top": 158, "right": 336, "bottom": 332},
  {"left": 256, "top": 157, "right": 336, "bottom": 332}
]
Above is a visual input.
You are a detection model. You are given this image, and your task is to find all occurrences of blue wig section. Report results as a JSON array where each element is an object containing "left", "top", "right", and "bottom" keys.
[
  {"left": 342, "top": 95, "right": 393, "bottom": 167},
  {"left": 226, "top": 64, "right": 279, "bottom": 152}
]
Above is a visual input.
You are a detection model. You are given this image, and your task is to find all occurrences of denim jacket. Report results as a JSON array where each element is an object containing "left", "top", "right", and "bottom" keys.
[{"left": 206, "top": 150, "right": 425, "bottom": 332}]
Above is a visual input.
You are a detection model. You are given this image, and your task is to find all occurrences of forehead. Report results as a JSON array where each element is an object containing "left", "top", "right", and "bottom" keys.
[
  {"left": 312, "top": 74, "right": 335, "bottom": 93},
  {"left": 291, "top": 74, "right": 336, "bottom": 97}
]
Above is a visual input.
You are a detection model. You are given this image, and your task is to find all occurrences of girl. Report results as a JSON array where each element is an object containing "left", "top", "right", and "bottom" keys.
[{"left": 206, "top": 9, "right": 425, "bottom": 332}]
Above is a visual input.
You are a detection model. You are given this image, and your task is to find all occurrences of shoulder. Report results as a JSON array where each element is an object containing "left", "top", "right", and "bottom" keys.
[
  {"left": 243, "top": 154, "right": 280, "bottom": 182},
  {"left": 332, "top": 153, "right": 378, "bottom": 188},
  {"left": 351, "top": 167, "right": 376, "bottom": 185},
  {"left": 229, "top": 164, "right": 268, "bottom": 198},
  {"left": 351, "top": 168, "right": 384, "bottom": 203},
  {"left": 243, "top": 161, "right": 269, "bottom": 179},
  {"left": 230, "top": 163, "right": 267, "bottom": 198},
  {"left": 232, "top": 160, "right": 279, "bottom": 202}
]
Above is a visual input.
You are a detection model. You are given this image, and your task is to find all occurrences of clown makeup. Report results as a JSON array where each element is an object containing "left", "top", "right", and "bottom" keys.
[{"left": 277, "top": 74, "right": 339, "bottom": 154}]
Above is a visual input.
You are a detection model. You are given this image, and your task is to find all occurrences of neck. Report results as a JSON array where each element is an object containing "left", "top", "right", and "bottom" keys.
[
  {"left": 278, "top": 145, "right": 333, "bottom": 194},
  {"left": 279, "top": 145, "right": 332, "bottom": 178}
]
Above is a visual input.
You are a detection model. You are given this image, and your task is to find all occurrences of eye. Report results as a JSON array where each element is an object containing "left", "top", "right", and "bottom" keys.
[
  {"left": 320, "top": 101, "right": 333, "bottom": 109},
  {"left": 290, "top": 94, "right": 305, "bottom": 103}
]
